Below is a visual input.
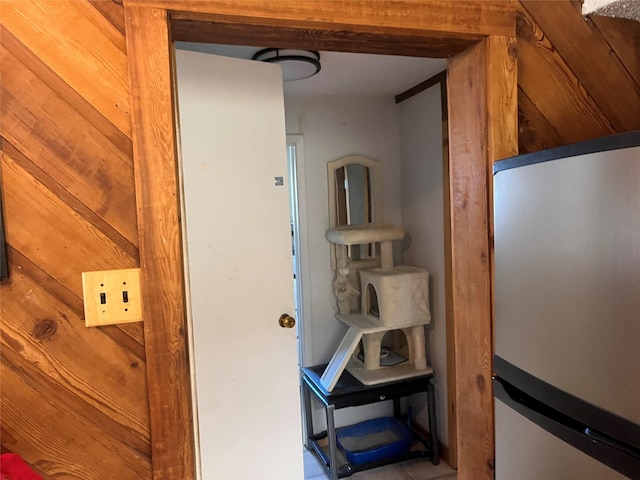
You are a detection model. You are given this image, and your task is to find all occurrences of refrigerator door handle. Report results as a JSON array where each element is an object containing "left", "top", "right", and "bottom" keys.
[
  {"left": 494, "top": 375, "right": 640, "bottom": 479},
  {"left": 584, "top": 428, "right": 640, "bottom": 460}
]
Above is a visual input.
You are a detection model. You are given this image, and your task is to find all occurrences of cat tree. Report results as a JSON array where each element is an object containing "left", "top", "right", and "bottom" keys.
[{"left": 321, "top": 224, "right": 433, "bottom": 391}]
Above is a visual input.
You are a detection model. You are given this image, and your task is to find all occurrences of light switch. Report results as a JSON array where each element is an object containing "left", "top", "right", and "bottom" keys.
[{"left": 82, "top": 268, "right": 142, "bottom": 327}]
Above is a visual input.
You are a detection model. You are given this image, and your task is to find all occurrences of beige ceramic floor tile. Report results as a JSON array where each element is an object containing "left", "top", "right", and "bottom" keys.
[
  {"left": 399, "top": 458, "right": 457, "bottom": 480},
  {"left": 303, "top": 445, "right": 457, "bottom": 480},
  {"left": 350, "top": 463, "right": 413, "bottom": 480},
  {"left": 304, "top": 448, "right": 329, "bottom": 478}
]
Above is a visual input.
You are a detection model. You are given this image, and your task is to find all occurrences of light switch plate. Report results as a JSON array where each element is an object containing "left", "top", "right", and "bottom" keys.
[{"left": 82, "top": 268, "right": 142, "bottom": 327}]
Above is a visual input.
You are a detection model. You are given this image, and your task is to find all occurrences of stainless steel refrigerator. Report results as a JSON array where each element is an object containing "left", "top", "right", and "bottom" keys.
[{"left": 492, "top": 132, "right": 640, "bottom": 480}]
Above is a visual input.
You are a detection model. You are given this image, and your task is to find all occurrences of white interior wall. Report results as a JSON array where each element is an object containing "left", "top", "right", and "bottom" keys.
[
  {"left": 285, "top": 95, "right": 403, "bottom": 427},
  {"left": 398, "top": 84, "right": 448, "bottom": 447},
  {"left": 286, "top": 90, "right": 448, "bottom": 441},
  {"left": 285, "top": 95, "right": 402, "bottom": 366}
]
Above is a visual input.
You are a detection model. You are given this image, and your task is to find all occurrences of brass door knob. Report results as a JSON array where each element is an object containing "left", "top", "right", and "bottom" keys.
[{"left": 279, "top": 314, "right": 296, "bottom": 328}]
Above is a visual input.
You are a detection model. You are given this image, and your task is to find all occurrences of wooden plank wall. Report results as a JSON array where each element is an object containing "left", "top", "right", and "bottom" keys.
[
  {"left": 0, "top": 0, "right": 638, "bottom": 478},
  {"left": 517, "top": 0, "right": 640, "bottom": 154},
  {"left": 0, "top": 1, "right": 152, "bottom": 478}
]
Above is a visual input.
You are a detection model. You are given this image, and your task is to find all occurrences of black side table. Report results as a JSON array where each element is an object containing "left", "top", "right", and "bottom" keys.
[{"left": 301, "top": 365, "right": 439, "bottom": 480}]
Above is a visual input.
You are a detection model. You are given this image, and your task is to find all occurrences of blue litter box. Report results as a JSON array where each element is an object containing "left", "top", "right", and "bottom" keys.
[{"left": 335, "top": 416, "right": 413, "bottom": 465}]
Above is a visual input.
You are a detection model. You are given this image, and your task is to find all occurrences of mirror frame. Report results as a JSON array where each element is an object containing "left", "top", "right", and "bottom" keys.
[{"left": 327, "top": 155, "right": 383, "bottom": 269}]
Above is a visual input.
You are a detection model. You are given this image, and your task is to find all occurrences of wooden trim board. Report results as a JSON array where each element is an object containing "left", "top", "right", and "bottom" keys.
[
  {"left": 395, "top": 70, "right": 447, "bottom": 104},
  {"left": 446, "top": 35, "right": 518, "bottom": 479},
  {"left": 122, "top": 2, "right": 518, "bottom": 479},
  {"left": 124, "top": 7, "right": 195, "bottom": 480}
]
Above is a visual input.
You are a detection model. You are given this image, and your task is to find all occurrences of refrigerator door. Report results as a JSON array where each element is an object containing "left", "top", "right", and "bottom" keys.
[
  {"left": 495, "top": 398, "right": 629, "bottom": 480},
  {"left": 494, "top": 356, "right": 640, "bottom": 478},
  {"left": 493, "top": 141, "right": 640, "bottom": 425}
]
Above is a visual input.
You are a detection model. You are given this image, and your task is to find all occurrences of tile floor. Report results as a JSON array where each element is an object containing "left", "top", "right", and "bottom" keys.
[{"left": 303, "top": 448, "right": 457, "bottom": 480}]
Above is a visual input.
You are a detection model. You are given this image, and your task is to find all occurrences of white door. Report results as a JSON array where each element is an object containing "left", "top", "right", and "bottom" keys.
[{"left": 175, "top": 49, "right": 303, "bottom": 480}]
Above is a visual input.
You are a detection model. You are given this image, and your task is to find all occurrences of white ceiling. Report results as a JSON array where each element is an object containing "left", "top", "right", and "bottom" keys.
[
  {"left": 583, "top": 0, "right": 640, "bottom": 21},
  {"left": 175, "top": 42, "right": 447, "bottom": 97}
]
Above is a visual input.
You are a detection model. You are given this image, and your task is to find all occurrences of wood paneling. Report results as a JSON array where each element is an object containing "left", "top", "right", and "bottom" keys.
[
  {"left": 166, "top": 0, "right": 516, "bottom": 60},
  {"left": 124, "top": 7, "right": 195, "bottom": 480},
  {"left": 517, "top": 88, "right": 564, "bottom": 153},
  {"left": 1, "top": 0, "right": 639, "bottom": 478},
  {"left": 124, "top": 3, "right": 517, "bottom": 479},
  {"left": 516, "top": 5, "right": 615, "bottom": 144},
  {"left": 521, "top": 0, "right": 640, "bottom": 132},
  {"left": 0, "top": 28, "right": 138, "bottom": 245},
  {"left": 1, "top": 0, "right": 131, "bottom": 136},
  {"left": 447, "top": 35, "right": 517, "bottom": 480},
  {"left": 485, "top": 36, "right": 519, "bottom": 162},
  {"left": 166, "top": 1, "right": 515, "bottom": 59},
  {"left": 7, "top": 246, "right": 146, "bottom": 358},
  {"left": 125, "top": 3, "right": 519, "bottom": 479},
  {"left": 517, "top": 0, "right": 640, "bottom": 154},
  {"left": 0, "top": 0, "right": 150, "bottom": 478},
  {"left": 135, "top": 0, "right": 516, "bottom": 36},
  {"left": 442, "top": 114, "right": 457, "bottom": 469},
  {"left": 171, "top": 17, "right": 479, "bottom": 58},
  {"left": 88, "top": 0, "right": 127, "bottom": 35},
  {"left": 1, "top": 270, "right": 149, "bottom": 442},
  {"left": 588, "top": 16, "right": 640, "bottom": 90},
  {"left": 1, "top": 351, "right": 149, "bottom": 480},
  {"left": 2, "top": 153, "right": 136, "bottom": 296}
]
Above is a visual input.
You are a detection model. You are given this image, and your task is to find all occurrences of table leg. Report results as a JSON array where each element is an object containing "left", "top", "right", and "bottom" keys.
[
  {"left": 427, "top": 379, "right": 440, "bottom": 464},
  {"left": 393, "top": 397, "right": 401, "bottom": 419},
  {"left": 326, "top": 404, "right": 338, "bottom": 480},
  {"left": 302, "top": 380, "right": 313, "bottom": 450}
]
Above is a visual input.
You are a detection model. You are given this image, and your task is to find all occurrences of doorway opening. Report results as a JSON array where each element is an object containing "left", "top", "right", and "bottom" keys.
[
  {"left": 175, "top": 41, "right": 453, "bottom": 477},
  {"left": 128, "top": 5, "right": 516, "bottom": 477}
]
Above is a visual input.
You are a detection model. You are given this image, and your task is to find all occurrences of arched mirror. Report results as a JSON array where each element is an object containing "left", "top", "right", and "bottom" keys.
[
  {"left": 327, "top": 155, "right": 383, "bottom": 268},
  {"left": 334, "top": 163, "right": 370, "bottom": 227}
]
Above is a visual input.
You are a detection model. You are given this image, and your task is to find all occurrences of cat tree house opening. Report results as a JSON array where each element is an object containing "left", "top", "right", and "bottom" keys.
[{"left": 360, "top": 266, "right": 430, "bottom": 328}]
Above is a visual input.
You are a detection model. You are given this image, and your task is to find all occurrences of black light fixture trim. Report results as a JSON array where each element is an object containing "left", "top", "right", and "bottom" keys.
[{"left": 252, "top": 48, "right": 321, "bottom": 81}]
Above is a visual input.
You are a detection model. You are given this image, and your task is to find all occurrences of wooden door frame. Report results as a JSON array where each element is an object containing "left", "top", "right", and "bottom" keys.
[{"left": 123, "top": 2, "right": 518, "bottom": 479}]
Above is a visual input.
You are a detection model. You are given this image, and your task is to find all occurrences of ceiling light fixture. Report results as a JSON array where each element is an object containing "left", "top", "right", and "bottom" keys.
[{"left": 252, "top": 48, "right": 321, "bottom": 81}]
